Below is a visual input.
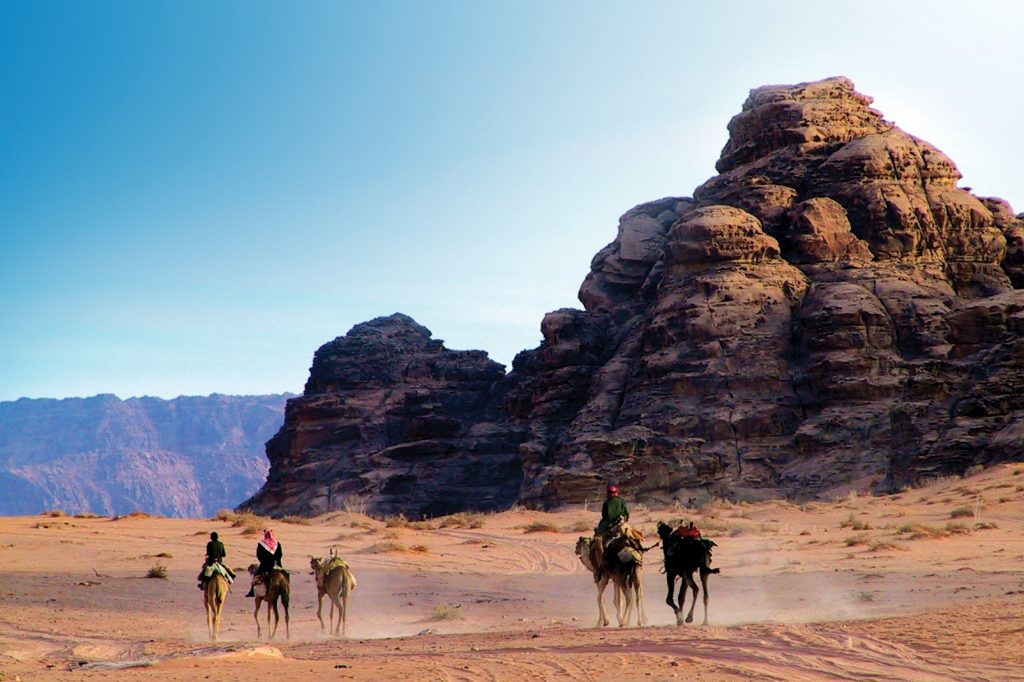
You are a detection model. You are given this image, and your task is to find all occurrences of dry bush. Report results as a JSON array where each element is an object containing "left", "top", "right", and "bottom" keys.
[
  {"left": 430, "top": 603, "right": 463, "bottom": 621},
  {"left": 153, "top": 552, "right": 173, "bottom": 558},
  {"left": 278, "top": 515, "right": 312, "bottom": 525},
  {"left": 213, "top": 509, "right": 233, "bottom": 521},
  {"left": 341, "top": 495, "right": 369, "bottom": 515},
  {"left": 974, "top": 521, "right": 999, "bottom": 530},
  {"left": 565, "top": 520, "right": 593, "bottom": 533},
  {"left": 521, "top": 521, "right": 559, "bottom": 533},
  {"left": 43, "top": 509, "right": 67, "bottom": 517},
  {"left": 757, "top": 522, "right": 779, "bottom": 533},
  {"left": 844, "top": 534, "right": 870, "bottom": 547},
  {"left": 409, "top": 544, "right": 429, "bottom": 553},
  {"left": 944, "top": 522, "right": 972, "bottom": 535},
  {"left": 437, "top": 512, "right": 485, "bottom": 529},
  {"left": 359, "top": 541, "right": 406, "bottom": 554},
  {"left": 146, "top": 563, "right": 168, "bottom": 579},
  {"left": 73, "top": 512, "right": 104, "bottom": 519},
  {"left": 384, "top": 514, "right": 411, "bottom": 528},
  {"left": 381, "top": 529, "right": 401, "bottom": 539},
  {"left": 896, "top": 524, "right": 948, "bottom": 540},
  {"left": 839, "top": 513, "right": 871, "bottom": 531},
  {"left": 126, "top": 510, "right": 153, "bottom": 518},
  {"left": 867, "top": 540, "right": 905, "bottom": 552},
  {"left": 949, "top": 507, "right": 973, "bottom": 519}
]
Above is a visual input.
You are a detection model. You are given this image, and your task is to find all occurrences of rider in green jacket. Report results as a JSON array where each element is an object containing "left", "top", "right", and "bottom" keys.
[{"left": 596, "top": 484, "right": 629, "bottom": 535}]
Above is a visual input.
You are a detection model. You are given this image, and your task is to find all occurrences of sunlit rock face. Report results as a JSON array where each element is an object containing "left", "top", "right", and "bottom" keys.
[{"left": 245, "top": 78, "right": 1024, "bottom": 516}]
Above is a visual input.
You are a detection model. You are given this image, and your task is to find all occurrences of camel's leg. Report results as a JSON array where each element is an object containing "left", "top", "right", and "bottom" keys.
[
  {"left": 700, "top": 569, "right": 711, "bottom": 626},
  {"left": 205, "top": 599, "right": 214, "bottom": 640},
  {"left": 341, "top": 591, "right": 348, "bottom": 637},
  {"left": 665, "top": 572, "right": 682, "bottom": 624},
  {"left": 619, "top": 577, "right": 634, "bottom": 628},
  {"left": 331, "top": 593, "right": 344, "bottom": 636},
  {"left": 270, "top": 600, "right": 279, "bottom": 639},
  {"left": 316, "top": 591, "right": 325, "bottom": 633},
  {"left": 635, "top": 573, "right": 647, "bottom": 627},
  {"left": 213, "top": 596, "right": 223, "bottom": 641},
  {"left": 595, "top": 577, "right": 610, "bottom": 627},
  {"left": 253, "top": 597, "right": 263, "bottom": 639},
  {"left": 283, "top": 594, "right": 290, "bottom": 640},
  {"left": 684, "top": 572, "right": 699, "bottom": 624}
]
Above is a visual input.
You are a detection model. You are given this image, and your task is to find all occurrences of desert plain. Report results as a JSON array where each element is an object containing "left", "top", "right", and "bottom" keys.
[{"left": 2, "top": 465, "right": 1024, "bottom": 681}]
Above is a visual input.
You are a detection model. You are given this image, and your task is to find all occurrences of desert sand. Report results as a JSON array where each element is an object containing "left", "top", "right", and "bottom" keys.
[{"left": 2, "top": 465, "right": 1024, "bottom": 681}]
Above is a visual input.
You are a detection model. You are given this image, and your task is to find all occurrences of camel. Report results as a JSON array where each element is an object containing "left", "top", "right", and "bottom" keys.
[
  {"left": 248, "top": 564, "right": 290, "bottom": 639},
  {"left": 310, "top": 553, "right": 357, "bottom": 636},
  {"left": 202, "top": 572, "right": 229, "bottom": 641},
  {"left": 575, "top": 524, "right": 648, "bottom": 627},
  {"left": 656, "top": 521, "right": 720, "bottom": 626}
]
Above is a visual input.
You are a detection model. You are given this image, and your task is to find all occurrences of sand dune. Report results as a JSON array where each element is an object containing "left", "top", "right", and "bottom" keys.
[{"left": 2, "top": 465, "right": 1023, "bottom": 680}]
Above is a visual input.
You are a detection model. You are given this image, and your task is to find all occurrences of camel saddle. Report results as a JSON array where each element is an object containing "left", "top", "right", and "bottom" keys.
[{"left": 202, "top": 562, "right": 233, "bottom": 583}]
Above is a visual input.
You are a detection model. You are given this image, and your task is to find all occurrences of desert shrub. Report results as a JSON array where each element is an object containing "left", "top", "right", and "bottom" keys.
[
  {"left": 839, "top": 513, "right": 871, "bottom": 530},
  {"left": 126, "top": 510, "right": 152, "bottom": 519},
  {"left": 758, "top": 522, "right": 779, "bottom": 533},
  {"left": 359, "top": 541, "right": 405, "bottom": 554},
  {"left": 153, "top": 552, "right": 173, "bottom": 558},
  {"left": 278, "top": 515, "right": 312, "bottom": 525},
  {"left": 384, "top": 514, "right": 411, "bottom": 528},
  {"left": 944, "top": 522, "right": 972, "bottom": 535},
  {"left": 43, "top": 509, "right": 67, "bottom": 517},
  {"left": 844, "top": 534, "right": 869, "bottom": 547},
  {"left": 853, "top": 591, "right": 875, "bottom": 602},
  {"left": 949, "top": 507, "right": 973, "bottom": 519},
  {"left": 897, "top": 524, "right": 948, "bottom": 540},
  {"left": 341, "top": 495, "right": 369, "bottom": 515},
  {"left": 430, "top": 603, "right": 463, "bottom": 621},
  {"left": 867, "top": 540, "right": 905, "bottom": 552},
  {"left": 409, "top": 544, "right": 429, "bottom": 553},
  {"left": 566, "top": 520, "right": 593, "bottom": 533},
  {"left": 214, "top": 509, "right": 233, "bottom": 521},
  {"left": 521, "top": 521, "right": 559, "bottom": 533},
  {"left": 974, "top": 521, "right": 998, "bottom": 530},
  {"left": 146, "top": 563, "right": 168, "bottom": 579},
  {"left": 73, "top": 512, "right": 104, "bottom": 519},
  {"left": 437, "top": 512, "right": 485, "bottom": 529}
]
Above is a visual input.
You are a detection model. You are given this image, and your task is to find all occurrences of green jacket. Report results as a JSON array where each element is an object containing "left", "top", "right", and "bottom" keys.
[
  {"left": 206, "top": 540, "right": 226, "bottom": 564},
  {"left": 597, "top": 497, "right": 629, "bottom": 533}
]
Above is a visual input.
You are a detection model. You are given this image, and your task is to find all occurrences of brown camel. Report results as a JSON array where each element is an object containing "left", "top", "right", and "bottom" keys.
[
  {"left": 575, "top": 527, "right": 647, "bottom": 627},
  {"left": 202, "top": 572, "right": 229, "bottom": 641},
  {"left": 310, "top": 554, "right": 358, "bottom": 637},
  {"left": 248, "top": 564, "right": 290, "bottom": 639}
]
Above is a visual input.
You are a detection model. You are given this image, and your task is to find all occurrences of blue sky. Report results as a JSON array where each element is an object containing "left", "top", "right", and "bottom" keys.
[{"left": 2, "top": 1, "right": 1022, "bottom": 401}]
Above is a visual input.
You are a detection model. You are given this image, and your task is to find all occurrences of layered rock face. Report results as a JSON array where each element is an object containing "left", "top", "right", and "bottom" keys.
[
  {"left": 246, "top": 77, "right": 1024, "bottom": 515},
  {"left": 242, "top": 315, "right": 524, "bottom": 517},
  {"left": 0, "top": 393, "right": 289, "bottom": 516}
]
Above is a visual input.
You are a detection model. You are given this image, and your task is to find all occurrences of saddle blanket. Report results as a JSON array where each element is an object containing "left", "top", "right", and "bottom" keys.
[{"left": 202, "top": 563, "right": 233, "bottom": 583}]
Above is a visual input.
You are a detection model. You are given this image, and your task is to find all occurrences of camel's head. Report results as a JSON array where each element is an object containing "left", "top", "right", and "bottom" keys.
[
  {"left": 310, "top": 556, "right": 323, "bottom": 572},
  {"left": 575, "top": 537, "right": 595, "bottom": 571},
  {"left": 656, "top": 521, "right": 673, "bottom": 541}
]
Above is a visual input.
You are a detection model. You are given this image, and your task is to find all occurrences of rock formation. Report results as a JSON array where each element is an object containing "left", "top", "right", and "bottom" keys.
[
  {"left": 244, "top": 77, "right": 1024, "bottom": 516},
  {"left": 0, "top": 393, "right": 290, "bottom": 516}
]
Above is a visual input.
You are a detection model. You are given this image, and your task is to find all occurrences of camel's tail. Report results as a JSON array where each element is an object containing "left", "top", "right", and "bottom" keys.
[{"left": 707, "top": 567, "right": 721, "bottom": 575}]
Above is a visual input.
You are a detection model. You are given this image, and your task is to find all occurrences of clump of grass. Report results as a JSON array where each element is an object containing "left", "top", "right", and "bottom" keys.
[
  {"left": 153, "top": 552, "right": 173, "bottom": 558},
  {"left": 565, "top": 520, "right": 593, "bottom": 533},
  {"left": 359, "top": 540, "right": 405, "bottom": 554},
  {"left": 949, "top": 507, "right": 973, "bottom": 519},
  {"left": 43, "top": 509, "right": 67, "bottom": 517},
  {"left": 409, "top": 544, "right": 429, "bottom": 553},
  {"left": 853, "top": 591, "right": 875, "bottom": 603},
  {"left": 844, "top": 534, "right": 870, "bottom": 547},
  {"left": 146, "top": 563, "right": 168, "bottom": 579},
  {"left": 126, "top": 510, "right": 153, "bottom": 519},
  {"left": 220, "top": 511, "right": 270, "bottom": 534},
  {"left": 430, "top": 603, "right": 463, "bottom": 621},
  {"left": 384, "top": 514, "right": 411, "bottom": 528},
  {"left": 278, "top": 515, "right": 312, "bottom": 525},
  {"left": 896, "top": 524, "right": 948, "bottom": 540},
  {"left": 758, "top": 522, "right": 779, "bottom": 533},
  {"left": 521, "top": 521, "right": 559, "bottom": 533},
  {"left": 437, "top": 512, "right": 485, "bottom": 529},
  {"left": 868, "top": 540, "right": 905, "bottom": 552},
  {"left": 974, "top": 521, "right": 999, "bottom": 530},
  {"left": 73, "top": 512, "right": 104, "bottom": 519},
  {"left": 944, "top": 522, "right": 972, "bottom": 535},
  {"left": 341, "top": 495, "right": 369, "bottom": 515},
  {"left": 839, "top": 513, "right": 872, "bottom": 531}
]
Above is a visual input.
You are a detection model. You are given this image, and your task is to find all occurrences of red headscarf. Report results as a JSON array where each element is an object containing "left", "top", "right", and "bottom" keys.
[{"left": 260, "top": 528, "right": 278, "bottom": 553}]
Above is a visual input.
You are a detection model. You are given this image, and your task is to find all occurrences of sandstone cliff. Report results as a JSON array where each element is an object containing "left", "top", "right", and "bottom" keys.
[
  {"left": 244, "top": 77, "right": 1024, "bottom": 516},
  {"left": 0, "top": 393, "right": 290, "bottom": 516}
]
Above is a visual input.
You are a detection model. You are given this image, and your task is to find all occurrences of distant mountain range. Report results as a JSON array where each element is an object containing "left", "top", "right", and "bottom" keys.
[{"left": 0, "top": 393, "right": 291, "bottom": 517}]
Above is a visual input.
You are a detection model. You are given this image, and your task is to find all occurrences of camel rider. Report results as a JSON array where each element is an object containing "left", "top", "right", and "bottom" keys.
[
  {"left": 246, "top": 528, "right": 283, "bottom": 597},
  {"left": 669, "top": 521, "right": 715, "bottom": 564},
  {"left": 673, "top": 521, "right": 702, "bottom": 540},
  {"left": 196, "top": 531, "right": 235, "bottom": 589},
  {"left": 596, "top": 484, "right": 629, "bottom": 535}
]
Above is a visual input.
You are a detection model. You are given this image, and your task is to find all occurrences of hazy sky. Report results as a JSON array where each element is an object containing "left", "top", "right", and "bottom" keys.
[{"left": 2, "top": 1, "right": 1022, "bottom": 401}]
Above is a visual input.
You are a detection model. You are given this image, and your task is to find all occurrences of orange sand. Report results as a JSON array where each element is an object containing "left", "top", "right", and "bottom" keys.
[{"left": 2, "top": 464, "right": 1023, "bottom": 680}]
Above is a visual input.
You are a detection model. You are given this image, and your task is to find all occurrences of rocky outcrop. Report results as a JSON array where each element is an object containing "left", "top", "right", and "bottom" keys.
[
  {"left": 245, "top": 77, "right": 1024, "bottom": 515},
  {"left": 242, "top": 315, "right": 524, "bottom": 518},
  {"left": 0, "top": 393, "right": 290, "bottom": 516}
]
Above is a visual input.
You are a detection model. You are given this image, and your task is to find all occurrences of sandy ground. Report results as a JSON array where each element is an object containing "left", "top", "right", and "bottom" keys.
[{"left": 2, "top": 465, "right": 1024, "bottom": 681}]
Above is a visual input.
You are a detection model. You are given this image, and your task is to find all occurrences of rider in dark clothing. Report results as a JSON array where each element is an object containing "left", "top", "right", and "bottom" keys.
[
  {"left": 196, "top": 531, "right": 234, "bottom": 589},
  {"left": 246, "top": 528, "right": 283, "bottom": 597}
]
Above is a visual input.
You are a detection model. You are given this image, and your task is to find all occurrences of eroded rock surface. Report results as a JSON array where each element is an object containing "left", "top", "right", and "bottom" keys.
[{"left": 245, "top": 77, "right": 1024, "bottom": 515}]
